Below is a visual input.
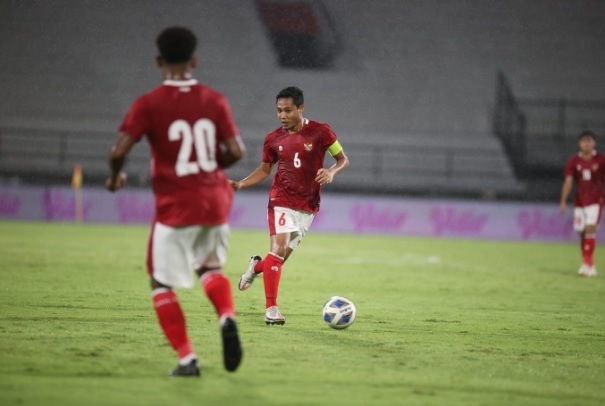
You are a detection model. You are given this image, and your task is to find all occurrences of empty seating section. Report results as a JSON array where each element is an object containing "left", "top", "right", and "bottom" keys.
[{"left": 1, "top": 1, "right": 603, "bottom": 196}]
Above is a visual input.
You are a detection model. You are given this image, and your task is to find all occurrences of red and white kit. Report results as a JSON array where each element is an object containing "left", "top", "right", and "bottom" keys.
[
  {"left": 120, "top": 79, "right": 239, "bottom": 287},
  {"left": 262, "top": 118, "right": 338, "bottom": 248},
  {"left": 564, "top": 151, "right": 605, "bottom": 231}
]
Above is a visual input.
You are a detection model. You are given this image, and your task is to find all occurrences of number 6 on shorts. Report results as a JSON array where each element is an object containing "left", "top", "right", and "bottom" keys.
[{"left": 268, "top": 206, "right": 316, "bottom": 250}]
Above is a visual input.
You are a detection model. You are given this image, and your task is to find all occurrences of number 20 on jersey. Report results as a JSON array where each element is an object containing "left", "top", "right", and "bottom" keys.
[{"left": 169, "top": 119, "right": 217, "bottom": 177}]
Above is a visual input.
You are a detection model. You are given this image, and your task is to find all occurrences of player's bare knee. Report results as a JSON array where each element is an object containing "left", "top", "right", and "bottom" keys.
[
  {"left": 270, "top": 244, "right": 288, "bottom": 258},
  {"left": 151, "top": 278, "right": 171, "bottom": 290},
  {"left": 585, "top": 225, "right": 597, "bottom": 234},
  {"left": 284, "top": 248, "right": 294, "bottom": 262},
  {"left": 196, "top": 266, "right": 221, "bottom": 278}
]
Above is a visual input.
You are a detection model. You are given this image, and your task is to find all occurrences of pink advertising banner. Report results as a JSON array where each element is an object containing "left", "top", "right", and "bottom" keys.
[{"left": 0, "top": 185, "right": 583, "bottom": 242}]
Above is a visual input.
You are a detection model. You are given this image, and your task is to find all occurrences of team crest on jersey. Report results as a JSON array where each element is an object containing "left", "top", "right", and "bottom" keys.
[
  {"left": 593, "top": 164, "right": 599, "bottom": 171},
  {"left": 304, "top": 143, "right": 313, "bottom": 151},
  {"left": 278, "top": 146, "right": 283, "bottom": 151}
]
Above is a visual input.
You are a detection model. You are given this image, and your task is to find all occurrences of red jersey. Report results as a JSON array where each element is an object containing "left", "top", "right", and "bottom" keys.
[
  {"left": 262, "top": 119, "right": 338, "bottom": 213},
  {"left": 564, "top": 151, "right": 605, "bottom": 207},
  {"left": 119, "top": 79, "right": 239, "bottom": 226}
]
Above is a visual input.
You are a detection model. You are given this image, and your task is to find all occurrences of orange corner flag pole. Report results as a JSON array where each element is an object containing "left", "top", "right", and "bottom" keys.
[{"left": 71, "top": 163, "right": 83, "bottom": 222}]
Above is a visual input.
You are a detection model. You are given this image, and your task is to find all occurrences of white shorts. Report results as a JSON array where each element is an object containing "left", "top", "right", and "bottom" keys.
[
  {"left": 574, "top": 204, "right": 602, "bottom": 232},
  {"left": 268, "top": 206, "right": 315, "bottom": 250},
  {"left": 147, "top": 222, "right": 229, "bottom": 288}
]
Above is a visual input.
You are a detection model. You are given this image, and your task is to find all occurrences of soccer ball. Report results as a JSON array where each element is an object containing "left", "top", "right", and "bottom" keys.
[{"left": 322, "top": 296, "right": 356, "bottom": 329}]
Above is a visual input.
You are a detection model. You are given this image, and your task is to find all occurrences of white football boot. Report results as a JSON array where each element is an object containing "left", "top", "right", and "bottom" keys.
[
  {"left": 584, "top": 265, "right": 598, "bottom": 277},
  {"left": 265, "top": 306, "right": 286, "bottom": 325},
  {"left": 238, "top": 256, "right": 262, "bottom": 291},
  {"left": 578, "top": 264, "right": 597, "bottom": 277}
]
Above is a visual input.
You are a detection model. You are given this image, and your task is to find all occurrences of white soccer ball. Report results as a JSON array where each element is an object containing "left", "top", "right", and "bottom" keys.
[{"left": 322, "top": 296, "right": 356, "bottom": 329}]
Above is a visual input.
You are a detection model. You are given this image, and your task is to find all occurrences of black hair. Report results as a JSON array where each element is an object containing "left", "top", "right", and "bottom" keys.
[
  {"left": 578, "top": 130, "right": 596, "bottom": 141},
  {"left": 276, "top": 86, "right": 304, "bottom": 107},
  {"left": 156, "top": 27, "right": 197, "bottom": 64}
]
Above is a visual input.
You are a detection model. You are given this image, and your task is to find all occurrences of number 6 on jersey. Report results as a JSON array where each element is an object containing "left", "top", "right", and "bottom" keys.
[
  {"left": 169, "top": 119, "right": 218, "bottom": 176},
  {"left": 293, "top": 152, "right": 301, "bottom": 168}
]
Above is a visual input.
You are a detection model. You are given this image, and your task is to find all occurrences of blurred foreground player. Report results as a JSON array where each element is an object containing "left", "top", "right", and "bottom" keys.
[
  {"left": 560, "top": 130, "right": 605, "bottom": 277},
  {"left": 229, "top": 87, "right": 349, "bottom": 324},
  {"left": 105, "top": 27, "right": 245, "bottom": 375}
]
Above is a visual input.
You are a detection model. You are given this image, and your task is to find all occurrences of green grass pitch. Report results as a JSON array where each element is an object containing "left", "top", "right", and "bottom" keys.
[{"left": 1, "top": 221, "right": 604, "bottom": 405}]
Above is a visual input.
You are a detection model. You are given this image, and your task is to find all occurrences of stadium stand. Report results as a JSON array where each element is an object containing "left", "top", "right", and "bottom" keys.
[{"left": 1, "top": 0, "right": 603, "bottom": 198}]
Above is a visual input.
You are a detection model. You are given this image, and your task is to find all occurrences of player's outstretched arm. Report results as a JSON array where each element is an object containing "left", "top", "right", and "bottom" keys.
[
  {"left": 316, "top": 150, "right": 349, "bottom": 185},
  {"left": 219, "top": 135, "right": 245, "bottom": 169},
  {"left": 229, "top": 162, "right": 273, "bottom": 191},
  {"left": 105, "top": 132, "right": 135, "bottom": 193},
  {"left": 560, "top": 176, "right": 573, "bottom": 213}
]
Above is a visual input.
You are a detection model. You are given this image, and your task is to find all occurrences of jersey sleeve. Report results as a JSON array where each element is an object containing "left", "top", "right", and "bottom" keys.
[
  {"left": 563, "top": 157, "right": 575, "bottom": 178},
  {"left": 320, "top": 123, "right": 339, "bottom": 150},
  {"left": 118, "top": 96, "right": 150, "bottom": 142},
  {"left": 262, "top": 135, "right": 277, "bottom": 164},
  {"left": 215, "top": 95, "right": 239, "bottom": 142},
  {"left": 599, "top": 154, "right": 605, "bottom": 176}
]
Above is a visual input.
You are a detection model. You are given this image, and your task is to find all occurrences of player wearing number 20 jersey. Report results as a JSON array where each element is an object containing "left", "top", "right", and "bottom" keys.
[
  {"left": 120, "top": 79, "right": 238, "bottom": 226},
  {"left": 230, "top": 86, "right": 349, "bottom": 325},
  {"left": 106, "top": 27, "right": 244, "bottom": 377}
]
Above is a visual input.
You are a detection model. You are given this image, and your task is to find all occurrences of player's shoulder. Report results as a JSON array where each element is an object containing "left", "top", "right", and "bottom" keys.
[
  {"left": 265, "top": 126, "right": 285, "bottom": 140},
  {"left": 306, "top": 119, "right": 332, "bottom": 131},
  {"left": 176, "top": 82, "right": 229, "bottom": 108},
  {"left": 132, "top": 85, "right": 163, "bottom": 103},
  {"left": 134, "top": 83, "right": 172, "bottom": 107},
  {"left": 305, "top": 119, "right": 337, "bottom": 139},
  {"left": 596, "top": 151, "right": 605, "bottom": 161},
  {"left": 566, "top": 154, "right": 579, "bottom": 164}
]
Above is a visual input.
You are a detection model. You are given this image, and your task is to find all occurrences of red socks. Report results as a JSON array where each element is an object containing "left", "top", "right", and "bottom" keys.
[
  {"left": 200, "top": 270, "right": 235, "bottom": 318},
  {"left": 153, "top": 271, "right": 235, "bottom": 364},
  {"left": 152, "top": 270, "right": 235, "bottom": 366},
  {"left": 583, "top": 233, "right": 596, "bottom": 266},
  {"left": 251, "top": 253, "right": 285, "bottom": 307},
  {"left": 152, "top": 289, "right": 194, "bottom": 361},
  {"left": 254, "top": 258, "right": 265, "bottom": 273},
  {"left": 262, "top": 253, "right": 284, "bottom": 308}
]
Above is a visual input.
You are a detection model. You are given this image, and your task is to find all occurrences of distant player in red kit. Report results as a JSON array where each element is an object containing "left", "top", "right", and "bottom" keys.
[
  {"left": 560, "top": 130, "right": 605, "bottom": 277},
  {"left": 105, "top": 27, "right": 245, "bottom": 376},
  {"left": 229, "top": 87, "right": 349, "bottom": 324}
]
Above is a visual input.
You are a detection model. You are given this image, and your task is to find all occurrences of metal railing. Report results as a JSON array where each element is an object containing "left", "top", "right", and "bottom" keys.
[
  {"left": 493, "top": 71, "right": 527, "bottom": 177},
  {"left": 0, "top": 126, "right": 519, "bottom": 196},
  {"left": 494, "top": 71, "right": 605, "bottom": 176}
]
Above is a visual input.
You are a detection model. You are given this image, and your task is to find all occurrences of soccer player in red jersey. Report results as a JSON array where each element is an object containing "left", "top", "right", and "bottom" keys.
[
  {"left": 560, "top": 130, "right": 605, "bottom": 277},
  {"left": 105, "top": 27, "right": 245, "bottom": 376},
  {"left": 229, "top": 86, "right": 349, "bottom": 324}
]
